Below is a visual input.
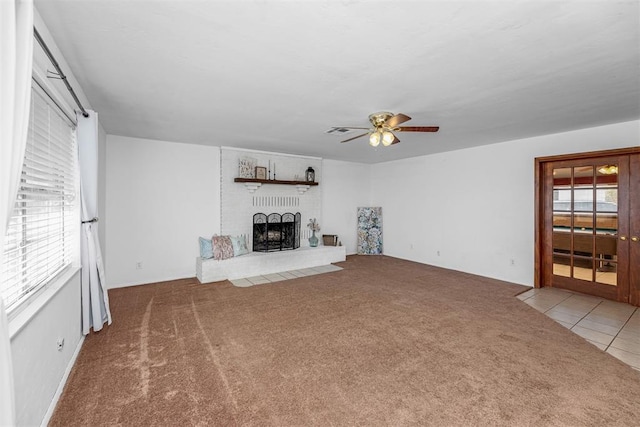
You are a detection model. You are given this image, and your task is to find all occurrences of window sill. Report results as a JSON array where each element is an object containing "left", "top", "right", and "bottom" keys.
[{"left": 8, "top": 266, "right": 81, "bottom": 339}]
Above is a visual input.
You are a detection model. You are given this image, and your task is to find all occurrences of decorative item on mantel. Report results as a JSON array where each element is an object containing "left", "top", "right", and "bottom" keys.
[
  {"left": 307, "top": 218, "right": 320, "bottom": 247},
  {"left": 306, "top": 167, "right": 315, "bottom": 182},
  {"left": 238, "top": 157, "right": 257, "bottom": 178},
  {"left": 267, "top": 160, "right": 277, "bottom": 180}
]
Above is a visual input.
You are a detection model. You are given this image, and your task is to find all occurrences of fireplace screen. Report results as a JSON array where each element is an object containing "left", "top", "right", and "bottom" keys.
[{"left": 253, "top": 212, "right": 301, "bottom": 252}]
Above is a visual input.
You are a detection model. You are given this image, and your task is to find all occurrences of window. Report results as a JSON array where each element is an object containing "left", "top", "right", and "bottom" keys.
[{"left": 1, "top": 84, "right": 79, "bottom": 311}]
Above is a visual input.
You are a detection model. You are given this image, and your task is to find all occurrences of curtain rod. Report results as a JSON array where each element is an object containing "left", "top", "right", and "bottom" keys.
[{"left": 33, "top": 27, "right": 89, "bottom": 118}]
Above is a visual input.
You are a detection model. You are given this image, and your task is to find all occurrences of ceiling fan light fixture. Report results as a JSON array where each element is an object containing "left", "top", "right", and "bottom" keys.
[
  {"left": 369, "top": 131, "right": 381, "bottom": 147},
  {"left": 337, "top": 112, "right": 439, "bottom": 146},
  {"left": 382, "top": 130, "right": 395, "bottom": 146}
]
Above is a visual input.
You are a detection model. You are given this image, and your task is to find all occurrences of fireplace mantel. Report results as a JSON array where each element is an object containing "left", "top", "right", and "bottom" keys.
[{"left": 234, "top": 178, "right": 319, "bottom": 194}]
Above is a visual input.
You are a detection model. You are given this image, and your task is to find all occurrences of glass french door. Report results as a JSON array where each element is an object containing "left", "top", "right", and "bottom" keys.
[{"left": 540, "top": 153, "right": 639, "bottom": 305}]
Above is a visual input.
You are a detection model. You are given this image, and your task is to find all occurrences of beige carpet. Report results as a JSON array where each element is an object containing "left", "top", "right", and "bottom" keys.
[{"left": 50, "top": 256, "right": 640, "bottom": 426}]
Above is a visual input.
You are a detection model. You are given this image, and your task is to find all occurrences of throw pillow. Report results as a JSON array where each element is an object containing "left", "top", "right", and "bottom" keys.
[
  {"left": 199, "top": 237, "right": 213, "bottom": 259},
  {"left": 212, "top": 235, "right": 234, "bottom": 260},
  {"left": 230, "top": 235, "right": 250, "bottom": 256}
]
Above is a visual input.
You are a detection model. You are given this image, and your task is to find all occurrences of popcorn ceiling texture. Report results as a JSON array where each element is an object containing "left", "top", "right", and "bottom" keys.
[{"left": 220, "top": 148, "right": 322, "bottom": 248}]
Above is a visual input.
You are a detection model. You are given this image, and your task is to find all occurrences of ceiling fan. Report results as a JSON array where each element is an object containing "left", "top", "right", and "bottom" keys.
[{"left": 338, "top": 112, "right": 439, "bottom": 147}]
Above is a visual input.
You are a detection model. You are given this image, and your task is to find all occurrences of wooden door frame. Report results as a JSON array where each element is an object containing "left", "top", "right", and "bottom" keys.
[
  {"left": 534, "top": 147, "right": 640, "bottom": 290},
  {"left": 629, "top": 153, "right": 640, "bottom": 305}
]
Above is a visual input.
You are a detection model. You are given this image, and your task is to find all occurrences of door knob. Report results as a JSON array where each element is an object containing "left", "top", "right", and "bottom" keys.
[
  {"left": 632, "top": 236, "right": 639, "bottom": 242},
  {"left": 620, "top": 236, "right": 628, "bottom": 241}
]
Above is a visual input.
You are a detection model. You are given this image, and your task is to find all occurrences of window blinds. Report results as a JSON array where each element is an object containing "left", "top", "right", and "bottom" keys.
[{"left": 1, "top": 85, "right": 78, "bottom": 311}]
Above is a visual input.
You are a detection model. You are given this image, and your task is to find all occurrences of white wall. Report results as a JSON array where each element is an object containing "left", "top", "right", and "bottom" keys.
[
  {"left": 371, "top": 120, "right": 639, "bottom": 286},
  {"left": 321, "top": 159, "right": 372, "bottom": 254},
  {"left": 105, "top": 135, "right": 221, "bottom": 288},
  {"left": 10, "top": 271, "right": 82, "bottom": 427}
]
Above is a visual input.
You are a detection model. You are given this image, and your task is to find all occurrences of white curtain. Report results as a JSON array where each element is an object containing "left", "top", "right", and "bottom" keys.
[
  {"left": 0, "top": 0, "right": 34, "bottom": 425},
  {"left": 77, "top": 111, "right": 112, "bottom": 335}
]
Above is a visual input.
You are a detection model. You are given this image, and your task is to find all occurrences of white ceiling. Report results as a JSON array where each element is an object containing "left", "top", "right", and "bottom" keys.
[{"left": 35, "top": 0, "right": 639, "bottom": 163}]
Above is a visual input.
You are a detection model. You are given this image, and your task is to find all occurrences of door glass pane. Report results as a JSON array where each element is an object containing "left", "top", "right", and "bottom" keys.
[
  {"left": 572, "top": 231, "right": 593, "bottom": 257},
  {"left": 553, "top": 213, "right": 570, "bottom": 228},
  {"left": 553, "top": 167, "right": 572, "bottom": 187},
  {"left": 596, "top": 261, "right": 617, "bottom": 286},
  {"left": 573, "top": 214, "right": 593, "bottom": 232},
  {"left": 596, "top": 164, "right": 618, "bottom": 181},
  {"left": 573, "top": 189, "right": 593, "bottom": 211},
  {"left": 553, "top": 230, "right": 570, "bottom": 255},
  {"left": 553, "top": 189, "right": 572, "bottom": 207},
  {"left": 595, "top": 232, "right": 617, "bottom": 256},
  {"left": 596, "top": 189, "right": 617, "bottom": 210},
  {"left": 553, "top": 255, "right": 571, "bottom": 277},
  {"left": 572, "top": 256, "right": 595, "bottom": 282},
  {"left": 574, "top": 166, "right": 594, "bottom": 187}
]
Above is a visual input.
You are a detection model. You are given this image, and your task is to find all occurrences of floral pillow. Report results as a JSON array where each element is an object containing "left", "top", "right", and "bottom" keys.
[{"left": 212, "top": 235, "right": 234, "bottom": 260}]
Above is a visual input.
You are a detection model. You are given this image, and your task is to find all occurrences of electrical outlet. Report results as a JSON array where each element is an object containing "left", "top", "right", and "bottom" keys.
[
  {"left": 510, "top": 259, "right": 515, "bottom": 266},
  {"left": 57, "top": 338, "right": 64, "bottom": 351},
  {"left": 437, "top": 250, "right": 441, "bottom": 256},
  {"left": 410, "top": 244, "right": 414, "bottom": 250},
  {"left": 136, "top": 262, "right": 143, "bottom": 270}
]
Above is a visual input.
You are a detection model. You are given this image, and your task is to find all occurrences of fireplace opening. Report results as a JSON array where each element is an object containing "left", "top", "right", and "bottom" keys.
[{"left": 253, "top": 212, "right": 301, "bottom": 252}]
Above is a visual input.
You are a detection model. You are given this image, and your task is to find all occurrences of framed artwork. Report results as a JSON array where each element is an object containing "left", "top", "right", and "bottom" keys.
[
  {"left": 255, "top": 166, "right": 267, "bottom": 180},
  {"left": 238, "top": 157, "right": 257, "bottom": 178},
  {"left": 357, "top": 207, "right": 383, "bottom": 255}
]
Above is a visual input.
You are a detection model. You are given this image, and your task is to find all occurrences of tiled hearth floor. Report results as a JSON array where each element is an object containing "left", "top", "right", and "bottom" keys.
[
  {"left": 230, "top": 264, "right": 343, "bottom": 287},
  {"left": 517, "top": 287, "right": 640, "bottom": 371}
]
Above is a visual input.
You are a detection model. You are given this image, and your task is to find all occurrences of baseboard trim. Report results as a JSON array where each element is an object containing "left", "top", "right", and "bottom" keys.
[{"left": 40, "top": 334, "right": 85, "bottom": 427}]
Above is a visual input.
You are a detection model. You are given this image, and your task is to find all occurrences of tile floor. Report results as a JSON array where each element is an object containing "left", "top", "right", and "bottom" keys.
[
  {"left": 230, "top": 264, "right": 343, "bottom": 288},
  {"left": 517, "top": 287, "right": 640, "bottom": 371}
]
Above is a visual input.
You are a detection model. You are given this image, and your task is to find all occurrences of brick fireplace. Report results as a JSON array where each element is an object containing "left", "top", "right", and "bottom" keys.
[{"left": 220, "top": 148, "right": 322, "bottom": 249}]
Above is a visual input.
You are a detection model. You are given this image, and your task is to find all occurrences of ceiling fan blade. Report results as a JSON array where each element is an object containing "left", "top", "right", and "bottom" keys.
[
  {"left": 396, "top": 126, "right": 439, "bottom": 132},
  {"left": 385, "top": 113, "right": 411, "bottom": 128},
  {"left": 338, "top": 127, "right": 371, "bottom": 130},
  {"left": 390, "top": 135, "right": 401, "bottom": 145},
  {"left": 341, "top": 132, "right": 369, "bottom": 143}
]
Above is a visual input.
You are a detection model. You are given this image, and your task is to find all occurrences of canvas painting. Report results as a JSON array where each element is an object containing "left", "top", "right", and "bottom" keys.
[{"left": 357, "top": 207, "right": 383, "bottom": 255}]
